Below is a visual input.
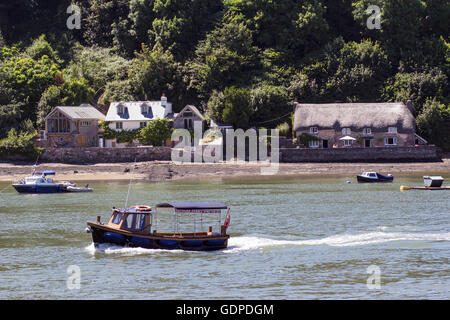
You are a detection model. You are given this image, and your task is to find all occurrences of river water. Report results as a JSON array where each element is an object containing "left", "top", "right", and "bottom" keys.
[{"left": 0, "top": 174, "right": 449, "bottom": 299}]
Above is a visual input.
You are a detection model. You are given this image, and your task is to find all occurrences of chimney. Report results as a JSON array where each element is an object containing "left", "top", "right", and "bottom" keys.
[
  {"left": 161, "top": 93, "right": 172, "bottom": 114},
  {"left": 293, "top": 98, "right": 298, "bottom": 112}
]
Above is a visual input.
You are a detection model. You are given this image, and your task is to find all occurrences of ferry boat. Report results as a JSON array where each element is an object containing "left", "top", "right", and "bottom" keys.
[
  {"left": 356, "top": 172, "right": 394, "bottom": 183},
  {"left": 86, "top": 202, "right": 231, "bottom": 251},
  {"left": 12, "top": 170, "right": 75, "bottom": 193}
]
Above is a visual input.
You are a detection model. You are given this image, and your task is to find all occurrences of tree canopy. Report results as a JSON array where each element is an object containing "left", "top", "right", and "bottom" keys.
[{"left": 0, "top": 0, "right": 448, "bottom": 148}]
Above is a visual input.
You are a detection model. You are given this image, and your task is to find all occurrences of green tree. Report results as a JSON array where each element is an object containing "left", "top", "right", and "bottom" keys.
[
  {"left": 138, "top": 118, "right": 172, "bottom": 146},
  {"left": 188, "top": 21, "right": 260, "bottom": 99},
  {"left": 129, "top": 44, "right": 187, "bottom": 109},
  {"left": 416, "top": 99, "right": 450, "bottom": 149},
  {"left": 0, "top": 46, "right": 59, "bottom": 122},
  {"left": 150, "top": 0, "right": 222, "bottom": 60},
  {"left": 36, "top": 77, "right": 95, "bottom": 127},
  {"left": 383, "top": 68, "right": 448, "bottom": 115},
  {"left": 250, "top": 84, "right": 290, "bottom": 125},
  {"left": 221, "top": 86, "right": 253, "bottom": 129}
]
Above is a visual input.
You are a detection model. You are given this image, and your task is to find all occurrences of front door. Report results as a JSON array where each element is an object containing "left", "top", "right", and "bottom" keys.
[
  {"left": 365, "top": 139, "right": 371, "bottom": 148},
  {"left": 322, "top": 140, "right": 328, "bottom": 148}
]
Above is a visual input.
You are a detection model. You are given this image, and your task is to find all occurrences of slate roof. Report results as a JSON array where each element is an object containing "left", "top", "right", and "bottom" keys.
[
  {"left": 105, "top": 101, "right": 173, "bottom": 122},
  {"left": 45, "top": 104, "right": 105, "bottom": 120}
]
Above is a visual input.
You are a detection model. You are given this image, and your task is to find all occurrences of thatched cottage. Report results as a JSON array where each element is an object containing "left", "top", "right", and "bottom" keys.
[{"left": 293, "top": 101, "right": 427, "bottom": 148}]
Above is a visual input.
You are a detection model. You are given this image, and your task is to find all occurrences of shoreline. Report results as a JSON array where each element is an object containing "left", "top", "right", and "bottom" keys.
[{"left": 0, "top": 159, "right": 449, "bottom": 182}]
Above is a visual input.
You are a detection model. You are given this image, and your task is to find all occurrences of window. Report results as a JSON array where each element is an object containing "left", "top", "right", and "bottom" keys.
[
  {"left": 388, "top": 127, "right": 397, "bottom": 133},
  {"left": 344, "top": 139, "right": 352, "bottom": 147},
  {"left": 140, "top": 122, "right": 147, "bottom": 128},
  {"left": 309, "top": 140, "right": 320, "bottom": 148},
  {"left": 141, "top": 105, "right": 148, "bottom": 114},
  {"left": 134, "top": 214, "right": 146, "bottom": 230},
  {"left": 123, "top": 214, "right": 146, "bottom": 230},
  {"left": 184, "top": 111, "right": 193, "bottom": 117},
  {"left": 184, "top": 119, "right": 193, "bottom": 129},
  {"left": 111, "top": 213, "right": 123, "bottom": 225},
  {"left": 363, "top": 128, "right": 372, "bottom": 135},
  {"left": 80, "top": 121, "right": 91, "bottom": 127},
  {"left": 385, "top": 137, "right": 397, "bottom": 146},
  {"left": 117, "top": 105, "right": 124, "bottom": 114},
  {"left": 342, "top": 128, "right": 351, "bottom": 135},
  {"left": 116, "top": 122, "right": 123, "bottom": 130},
  {"left": 309, "top": 127, "right": 318, "bottom": 134}
]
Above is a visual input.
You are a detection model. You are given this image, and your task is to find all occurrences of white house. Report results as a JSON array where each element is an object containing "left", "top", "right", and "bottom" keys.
[{"left": 104, "top": 94, "right": 174, "bottom": 147}]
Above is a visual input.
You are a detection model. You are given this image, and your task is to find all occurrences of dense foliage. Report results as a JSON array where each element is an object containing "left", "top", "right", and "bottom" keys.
[{"left": 0, "top": 0, "right": 448, "bottom": 148}]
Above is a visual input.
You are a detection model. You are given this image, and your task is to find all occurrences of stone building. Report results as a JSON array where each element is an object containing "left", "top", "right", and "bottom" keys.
[
  {"left": 293, "top": 101, "right": 427, "bottom": 148},
  {"left": 43, "top": 104, "right": 105, "bottom": 148},
  {"left": 173, "top": 105, "right": 205, "bottom": 131}
]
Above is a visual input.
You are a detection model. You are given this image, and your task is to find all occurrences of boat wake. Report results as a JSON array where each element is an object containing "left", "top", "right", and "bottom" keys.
[
  {"left": 225, "top": 231, "right": 450, "bottom": 253},
  {"left": 84, "top": 243, "right": 185, "bottom": 256},
  {"left": 84, "top": 231, "right": 450, "bottom": 256}
]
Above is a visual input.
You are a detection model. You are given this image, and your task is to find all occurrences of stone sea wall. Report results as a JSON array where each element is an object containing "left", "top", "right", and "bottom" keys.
[
  {"left": 280, "top": 146, "right": 442, "bottom": 163},
  {"left": 8, "top": 145, "right": 440, "bottom": 164},
  {"left": 40, "top": 146, "right": 172, "bottom": 163}
]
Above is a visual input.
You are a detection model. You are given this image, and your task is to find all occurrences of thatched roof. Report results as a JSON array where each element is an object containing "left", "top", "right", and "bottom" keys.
[{"left": 293, "top": 102, "right": 415, "bottom": 133}]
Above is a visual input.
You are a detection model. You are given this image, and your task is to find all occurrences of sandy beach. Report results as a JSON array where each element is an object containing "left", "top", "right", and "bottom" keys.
[{"left": 1, "top": 157, "right": 449, "bottom": 182}]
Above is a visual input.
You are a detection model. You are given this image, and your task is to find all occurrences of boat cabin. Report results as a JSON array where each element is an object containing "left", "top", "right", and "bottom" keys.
[
  {"left": 107, "top": 206, "right": 153, "bottom": 234},
  {"left": 423, "top": 176, "right": 444, "bottom": 188},
  {"left": 361, "top": 172, "right": 377, "bottom": 178}
]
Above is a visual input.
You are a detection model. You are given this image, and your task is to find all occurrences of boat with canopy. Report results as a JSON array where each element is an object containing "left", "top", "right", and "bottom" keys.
[
  {"left": 86, "top": 202, "right": 231, "bottom": 251},
  {"left": 12, "top": 170, "right": 76, "bottom": 193}
]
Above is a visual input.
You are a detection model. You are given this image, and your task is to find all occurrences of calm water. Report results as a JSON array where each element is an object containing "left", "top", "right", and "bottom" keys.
[{"left": 0, "top": 174, "right": 449, "bottom": 299}]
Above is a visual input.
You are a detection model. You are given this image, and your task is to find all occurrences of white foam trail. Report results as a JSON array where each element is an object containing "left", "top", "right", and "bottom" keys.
[
  {"left": 225, "top": 232, "right": 450, "bottom": 253},
  {"left": 84, "top": 243, "right": 184, "bottom": 256}
]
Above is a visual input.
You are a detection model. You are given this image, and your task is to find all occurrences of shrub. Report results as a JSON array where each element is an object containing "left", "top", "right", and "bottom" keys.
[
  {"left": 137, "top": 119, "right": 172, "bottom": 146},
  {"left": 0, "top": 128, "right": 44, "bottom": 159}
]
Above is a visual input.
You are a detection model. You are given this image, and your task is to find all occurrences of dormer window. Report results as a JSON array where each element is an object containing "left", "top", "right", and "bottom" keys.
[
  {"left": 141, "top": 105, "right": 148, "bottom": 114},
  {"left": 388, "top": 127, "right": 397, "bottom": 133},
  {"left": 342, "top": 128, "right": 351, "bottom": 135},
  {"left": 363, "top": 128, "right": 372, "bottom": 135},
  {"left": 117, "top": 105, "right": 124, "bottom": 114},
  {"left": 309, "top": 127, "right": 318, "bottom": 134}
]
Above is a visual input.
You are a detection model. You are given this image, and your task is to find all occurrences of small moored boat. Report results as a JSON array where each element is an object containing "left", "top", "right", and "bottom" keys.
[
  {"left": 423, "top": 176, "right": 444, "bottom": 188},
  {"left": 356, "top": 172, "right": 394, "bottom": 183},
  {"left": 86, "top": 202, "right": 231, "bottom": 251},
  {"left": 12, "top": 170, "right": 75, "bottom": 193}
]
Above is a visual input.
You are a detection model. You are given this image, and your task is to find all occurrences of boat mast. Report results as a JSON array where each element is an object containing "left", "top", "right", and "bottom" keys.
[{"left": 124, "top": 157, "right": 137, "bottom": 208}]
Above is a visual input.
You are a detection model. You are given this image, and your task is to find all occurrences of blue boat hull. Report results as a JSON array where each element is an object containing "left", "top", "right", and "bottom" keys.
[
  {"left": 357, "top": 174, "right": 394, "bottom": 183},
  {"left": 88, "top": 224, "right": 229, "bottom": 251},
  {"left": 12, "top": 184, "right": 67, "bottom": 193}
]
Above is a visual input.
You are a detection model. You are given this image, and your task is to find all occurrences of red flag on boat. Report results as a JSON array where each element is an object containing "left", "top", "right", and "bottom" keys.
[{"left": 224, "top": 210, "right": 231, "bottom": 229}]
